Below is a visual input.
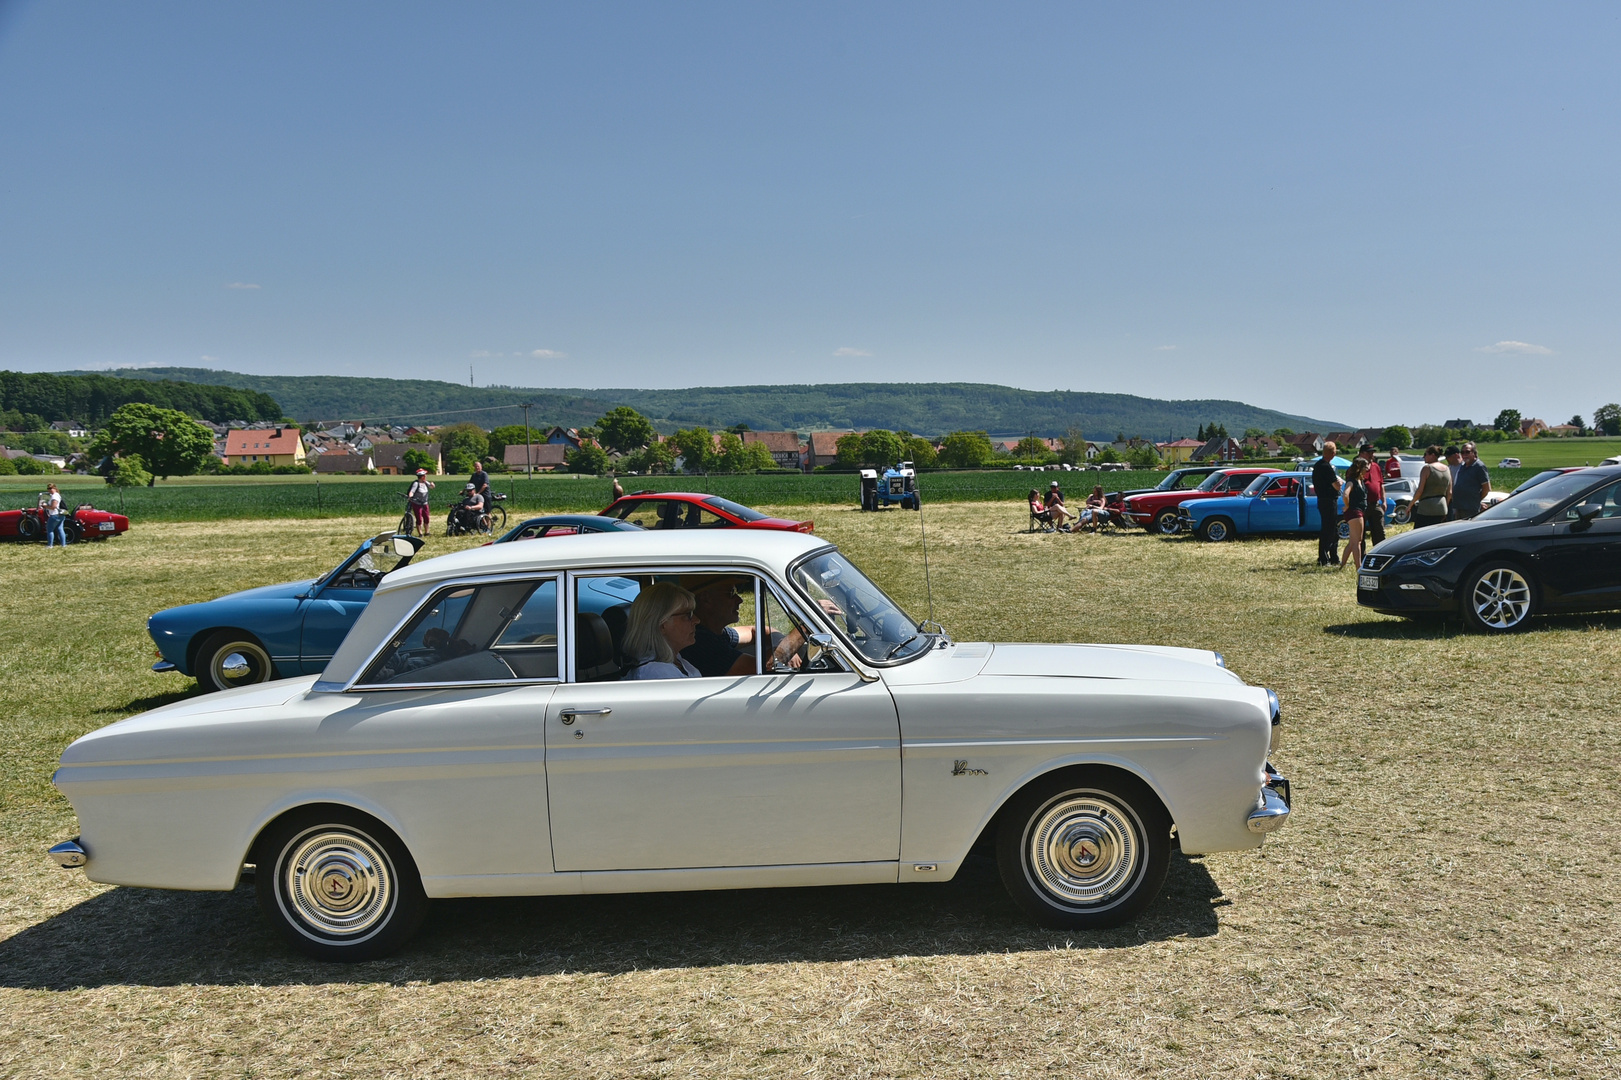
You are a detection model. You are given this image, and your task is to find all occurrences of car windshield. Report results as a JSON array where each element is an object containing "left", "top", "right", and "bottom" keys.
[
  {"left": 791, "top": 549, "right": 928, "bottom": 663},
  {"left": 1155, "top": 470, "right": 1203, "bottom": 491},
  {"left": 1509, "top": 470, "right": 1572, "bottom": 497},
  {"left": 322, "top": 533, "right": 421, "bottom": 589},
  {"left": 1243, "top": 474, "right": 1282, "bottom": 496},
  {"left": 702, "top": 496, "right": 769, "bottom": 522},
  {"left": 1477, "top": 471, "right": 1607, "bottom": 521}
]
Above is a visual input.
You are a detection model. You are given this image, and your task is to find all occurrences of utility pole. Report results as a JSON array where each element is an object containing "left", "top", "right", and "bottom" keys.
[{"left": 520, "top": 402, "right": 534, "bottom": 483}]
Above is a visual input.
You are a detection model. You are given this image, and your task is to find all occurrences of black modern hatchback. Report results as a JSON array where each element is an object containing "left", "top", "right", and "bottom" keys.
[{"left": 1357, "top": 466, "right": 1621, "bottom": 632}]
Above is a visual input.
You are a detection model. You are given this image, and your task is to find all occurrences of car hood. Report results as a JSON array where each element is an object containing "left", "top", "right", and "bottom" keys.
[
  {"left": 978, "top": 643, "right": 1242, "bottom": 686},
  {"left": 1369, "top": 515, "right": 1517, "bottom": 557},
  {"left": 195, "top": 579, "right": 318, "bottom": 607}
]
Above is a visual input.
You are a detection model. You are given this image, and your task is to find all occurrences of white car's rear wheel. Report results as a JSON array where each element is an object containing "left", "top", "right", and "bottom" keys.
[
  {"left": 996, "top": 771, "right": 1171, "bottom": 929},
  {"left": 256, "top": 808, "right": 427, "bottom": 962}
]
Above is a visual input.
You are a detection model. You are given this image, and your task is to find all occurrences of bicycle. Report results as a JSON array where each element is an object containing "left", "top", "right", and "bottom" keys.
[
  {"left": 486, "top": 492, "right": 508, "bottom": 532},
  {"left": 396, "top": 493, "right": 421, "bottom": 537}
]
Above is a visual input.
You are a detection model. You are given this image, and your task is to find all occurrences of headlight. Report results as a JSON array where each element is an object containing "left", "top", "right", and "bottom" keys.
[
  {"left": 1394, "top": 547, "right": 1455, "bottom": 569},
  {"left": 1213, "top": 651, "right": 1226, "bottom": 668}
]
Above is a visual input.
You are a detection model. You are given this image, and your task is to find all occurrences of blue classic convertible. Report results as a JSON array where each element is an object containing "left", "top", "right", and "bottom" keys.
[
  {"left": 149, "top": 533, "right": 427, "bottom": 692},
  {"left": 1177, "top": 472, "right": 1395, "bottom": 542}
]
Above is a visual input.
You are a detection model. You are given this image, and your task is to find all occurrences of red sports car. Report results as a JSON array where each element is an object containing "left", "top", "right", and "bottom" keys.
[
  {"left": 1, "top": 501, "right": 131, "bottom": 542},
  {"left": 1120, "top": 467, "right": 1282, "bottom": 535},
  {"left": 600, "top": 492, "right": 813, "bottom": 533}
]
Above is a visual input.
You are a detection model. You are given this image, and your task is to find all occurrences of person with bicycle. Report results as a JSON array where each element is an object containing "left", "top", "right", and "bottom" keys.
[
  {"left": 403, "top": 469, "right": 434, "bottom": 534},
  {"left": 451, "top": 482, "right": 487, "bottom": 534}
]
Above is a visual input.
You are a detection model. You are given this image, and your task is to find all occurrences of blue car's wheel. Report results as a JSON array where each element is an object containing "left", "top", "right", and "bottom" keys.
[
  {"left": 1197, "top": 517, "right": 1234, "bottom": 542},
  {"left": 196, "top": 630, "right": 277, "bottom": 693}
]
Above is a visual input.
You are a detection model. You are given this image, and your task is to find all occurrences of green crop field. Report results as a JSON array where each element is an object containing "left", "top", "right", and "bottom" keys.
[
  {"left": 1473, "top": 436, "right": 1621, "bottom": 470},
  {"left": 0, "top": 463, "right": 1552, "bottom": 525},
  {"left": 1, "top": 506, "right": 1617, "bottom": 1077}
]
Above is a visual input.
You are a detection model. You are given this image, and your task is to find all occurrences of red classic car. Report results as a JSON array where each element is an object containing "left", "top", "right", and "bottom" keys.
[
  {"left": 1120, "top": 467, "right": 1282, "bottom": 535},
  {"left": 600, "top": 492, "right": 813, "bottom": 533},
  {"left": 1, "top": 501, "right": 131, "bottom": 542}
]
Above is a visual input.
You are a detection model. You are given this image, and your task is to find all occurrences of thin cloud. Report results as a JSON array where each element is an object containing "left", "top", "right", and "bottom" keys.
[
  {"left": 833, "top": 346, "right": 871, "bottom": 357},
  {"left": 531, "top": 349, "right": 567, "bottom": 359},
  {"left": 224, "top": 282, "right": 260, "bottom": 290},
  {"left": 1155, "top": 345, "right": 1178, "bottom": 351},
  {"left": 1477, "top": 340, "right": 1552, "bottom": 355},
  {"left": 200, "top": 355, "right": 219, "bottom": 362}
]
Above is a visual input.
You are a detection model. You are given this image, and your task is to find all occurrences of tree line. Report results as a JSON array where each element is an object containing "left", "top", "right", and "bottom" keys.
[{"left": 0, "top": 370, "right": 284, "bottom": 430}]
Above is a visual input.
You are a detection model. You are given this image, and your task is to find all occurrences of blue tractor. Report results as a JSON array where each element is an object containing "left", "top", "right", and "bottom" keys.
[{"left": 859, "top": 462, "right": 920, "bottom": 511}]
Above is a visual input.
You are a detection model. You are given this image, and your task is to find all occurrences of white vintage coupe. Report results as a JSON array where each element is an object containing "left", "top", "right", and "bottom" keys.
[{"left": 50, "top": 531, "right": 1290, "bottom": 961}]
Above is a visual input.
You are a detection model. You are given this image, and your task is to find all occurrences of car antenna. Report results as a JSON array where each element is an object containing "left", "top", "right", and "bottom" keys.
[{"left": 918, "top": 485, "right": 936, "bottom": 630}]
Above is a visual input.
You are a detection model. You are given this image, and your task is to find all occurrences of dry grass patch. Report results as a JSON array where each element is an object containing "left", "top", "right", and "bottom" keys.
[{"left": 1, "top": 506, "right": 1618, "bottom": 1077}]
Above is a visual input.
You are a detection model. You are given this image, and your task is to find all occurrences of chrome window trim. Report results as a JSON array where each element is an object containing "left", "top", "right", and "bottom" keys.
[
  {"left": 327, "top": 572, "right": 563, "bottom": 693},
  {"left": 784, "top": 548, "right": 920, "bottom": 669}
]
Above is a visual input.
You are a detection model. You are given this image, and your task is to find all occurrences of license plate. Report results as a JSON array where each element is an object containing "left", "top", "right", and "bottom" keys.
[
  {"left": 1358, "top": 573, "right": 1379, "bottom": 590},
  {"left": 98, "top": 522, "right": 115, "bottom": 531}
]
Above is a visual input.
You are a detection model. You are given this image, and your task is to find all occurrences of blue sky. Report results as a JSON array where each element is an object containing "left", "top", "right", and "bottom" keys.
[{"left": 1, "top": 1, "right": 1616, "bottom": 427}]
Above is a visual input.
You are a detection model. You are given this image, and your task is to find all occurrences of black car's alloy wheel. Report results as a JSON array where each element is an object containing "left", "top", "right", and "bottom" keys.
[{"left": 1464, "top": 562, "right": 1536, "bottom": 633}]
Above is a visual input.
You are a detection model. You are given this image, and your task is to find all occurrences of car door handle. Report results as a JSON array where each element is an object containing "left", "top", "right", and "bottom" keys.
[{"left": 558, "top": 707, "right": 612, "bottom": 725}]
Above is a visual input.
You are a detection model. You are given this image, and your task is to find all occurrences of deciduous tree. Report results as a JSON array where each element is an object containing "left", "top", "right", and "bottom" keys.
[
  {"left": 87, "top": 403, "right": 216, "bottom": 485},
  {"left": 938, "top": 431, "right": 993, "bottom": 468},
  {"left": 1594, "top": 403, "right": 1621, "bottom": 436},
  {"left": 1494, "top": 409, "right": 1522, "bottom": 433},
  {"left": 595, "top": 407, "right": 657, "bottom": 454}
]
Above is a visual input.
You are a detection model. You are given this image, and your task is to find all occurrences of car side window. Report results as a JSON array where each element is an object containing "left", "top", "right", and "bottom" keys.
[
  {"left": 358, "top": 578, "right": 559, "bottom": 686},
  {"left": 1265, "top": 479, "right": 1294, "bottom": 497},
  {"left": 614, "top": 500, "right": 684, "bottom": 529},
  {"left": 1226, "top": 475, "right": 1253, "bottom": 491},
  {"left": 761, "top": 585, "right": 840, "bottom": 674},
  {"left": 1565, "top": 481, "right": 1621, "bottom": 520}
]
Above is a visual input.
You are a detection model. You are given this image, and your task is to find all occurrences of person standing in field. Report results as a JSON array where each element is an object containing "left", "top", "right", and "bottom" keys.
[
  {"left": 1410, "top": 445, "right": 1452, "bottom": 529},
  {"left": 1339, "top": 457, "right": 1371, "bottom": 570},
  {"left": 406, "top": 469, "right": 434, "bottom": 533},
  {"left": 1312, "top": 442, "right": 1343, "bottom": 566},
  {"left": 42, "top": 483, "right": 67, "bottom": 548},
  {"left": 1358, "top": 444, "right": 1386, "bottom": 548},
  {"left": 1444, "top": 446, "right": 1463, "bottom": 520},
  {"left": 1452, "top": 442, "right": 1490, "bottom": 520}
]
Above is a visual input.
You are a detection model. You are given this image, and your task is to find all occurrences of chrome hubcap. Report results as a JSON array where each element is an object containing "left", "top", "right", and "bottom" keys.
[
  {"left": 1026, "top": 793, "right": 1144, "bottom": 908},
  {"left": 1156, "top": 516, "right": 1178, "bottom": 535},
  {"left": 212, "top": 642, "right": 270, "bottom": 685},
  {"left": 1473, "top": 568, "right": 1531, "bottom": 629},
  {"left": 1207, "top": 522, "right": 1227, "bottom": 541},
  {"left": 282, "top": 829, "right": 393, "bottom": 937}
]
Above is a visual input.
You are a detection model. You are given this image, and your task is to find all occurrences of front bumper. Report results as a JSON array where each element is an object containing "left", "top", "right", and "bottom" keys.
[
  {"left": 1246, "top": 766, "right": 1292, "bottom": 833},
  {"left": 152, "top": 660, "right": 177, "bottom": 673},
  {"left": 1355, "top": 555, "right": 1458, "bottom": 616}
]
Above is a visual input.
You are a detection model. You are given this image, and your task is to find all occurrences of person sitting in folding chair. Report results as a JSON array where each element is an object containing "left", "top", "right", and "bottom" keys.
[{"left": 1028, "top": 488, "right": 1055, "bottom": 532}]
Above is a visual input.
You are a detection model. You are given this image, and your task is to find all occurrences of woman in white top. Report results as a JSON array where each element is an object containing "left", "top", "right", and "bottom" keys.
[{"left": 621, "top": 582, "right": 702, "bottom": 679}]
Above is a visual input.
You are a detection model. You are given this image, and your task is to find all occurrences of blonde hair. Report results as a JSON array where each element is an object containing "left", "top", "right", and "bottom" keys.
[{"left": 622, "top": 582, "right": 696, "bottom": 665}]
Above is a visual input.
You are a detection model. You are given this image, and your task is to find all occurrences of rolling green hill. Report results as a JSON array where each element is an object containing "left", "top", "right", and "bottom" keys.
[{"left": 69, "top": 366, "right": 1346, "bottom": 439}]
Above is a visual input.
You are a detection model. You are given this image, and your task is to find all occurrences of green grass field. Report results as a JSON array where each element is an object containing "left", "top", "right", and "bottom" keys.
[
  {"left": 1, "top": 506, "right": 1618, "bottom": 1077},
  {"left": 1474, "top": 436, "right": 1621, "bottom": 469}
]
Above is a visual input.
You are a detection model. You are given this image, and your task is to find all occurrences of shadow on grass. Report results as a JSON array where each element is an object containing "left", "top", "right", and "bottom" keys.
[
  {"left": 1326, "top": 610, "right": 1621, "bottom": 639},
  {"left": 94, "top": 687, "right": 204, "bottom": 714},
  {"left": 0, "top": 855, "right": 1223, "bottom": 989}
]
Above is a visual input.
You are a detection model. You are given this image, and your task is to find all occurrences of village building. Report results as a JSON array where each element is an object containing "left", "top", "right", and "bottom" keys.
[
  {"left": 314, "top": 453, "right": 374, "bottom": 475},
  {"left": 804, "top": 431, "right": 848, "bottom": 471},
  {"left": 502, "top": 443, "right": 570, "bottom": 473},
  {"left": 1191, "top": 436, "right": 1244, "bottom": 462},
  {"left": 742, "top": 431, "right": 803, "bottom": 470},
  {"left": 1157, "top": 437, "right": 1204, "bottom": 464},
  {"left": 1520, "top": 418, "right": 1548, "bottom": 439},
  {"left": 222, "top": 427, "right": 306, "bottom": 467},
  {"left": 371, "top": 442, "right": 443, "bottom": 475}
]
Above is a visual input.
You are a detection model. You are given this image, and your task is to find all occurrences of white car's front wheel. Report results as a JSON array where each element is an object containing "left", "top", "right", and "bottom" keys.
[
  {"left": 996, "top": 770, "right": 1171, "bottom": 930},
  {"left": 256, "top": 808, "right": 428, "bottom": 962}
]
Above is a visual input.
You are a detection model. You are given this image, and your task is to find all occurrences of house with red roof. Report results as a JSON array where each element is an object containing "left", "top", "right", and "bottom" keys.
[{"left": 223, "top": 427, "right": 306, "bottom": 467}]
